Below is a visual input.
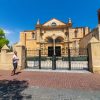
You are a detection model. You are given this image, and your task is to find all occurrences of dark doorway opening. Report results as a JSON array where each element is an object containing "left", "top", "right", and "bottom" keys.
[{"left": 48, "top": 46, "right": 61, "bottom": 57}]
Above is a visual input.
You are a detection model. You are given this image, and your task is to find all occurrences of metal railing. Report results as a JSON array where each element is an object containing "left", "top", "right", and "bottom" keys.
[{"left": 26, "top": 48, "right": 89, "bottom": 70}]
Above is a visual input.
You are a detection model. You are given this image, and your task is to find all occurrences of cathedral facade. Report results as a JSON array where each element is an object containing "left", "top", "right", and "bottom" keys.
[{"left": 20, "top": 18, "right": 90, "bottom": 57}]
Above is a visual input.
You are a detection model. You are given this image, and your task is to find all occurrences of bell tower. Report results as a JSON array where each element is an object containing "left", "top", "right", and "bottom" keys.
[{"left": 36, "top": 19, "right": 41, "bottom": 42}]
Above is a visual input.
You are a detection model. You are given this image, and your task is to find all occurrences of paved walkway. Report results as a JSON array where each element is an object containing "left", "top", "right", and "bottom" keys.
[{"left": 0, "top": 70, "right": 100, "bottom": 99}]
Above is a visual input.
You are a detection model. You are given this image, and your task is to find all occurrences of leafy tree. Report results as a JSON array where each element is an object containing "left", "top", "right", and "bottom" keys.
[{"left": 0, "top": 28, "right": 9, "bottom": 49}]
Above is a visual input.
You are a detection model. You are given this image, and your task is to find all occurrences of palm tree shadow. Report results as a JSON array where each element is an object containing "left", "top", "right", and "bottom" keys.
[{"left": 0, "top": 79, "right": 32, "bottom": 100}]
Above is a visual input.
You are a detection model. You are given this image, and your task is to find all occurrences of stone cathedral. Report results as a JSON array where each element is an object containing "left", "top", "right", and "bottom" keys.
[{"left": 20, "top": 18, "right": 90, "bottom": 57}]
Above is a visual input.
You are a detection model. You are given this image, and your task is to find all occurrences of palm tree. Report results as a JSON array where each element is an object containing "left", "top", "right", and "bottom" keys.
[{"left": 0, "top": 28, "right": 9, "bottom": 50}]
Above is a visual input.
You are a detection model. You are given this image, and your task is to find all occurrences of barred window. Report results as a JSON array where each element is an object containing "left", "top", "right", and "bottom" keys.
[{"left": 74, "top": 29, "right": 78, "bottom": 38}]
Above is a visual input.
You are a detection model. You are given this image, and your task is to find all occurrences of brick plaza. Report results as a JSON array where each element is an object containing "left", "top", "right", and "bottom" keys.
[{"left": 0, "top": 70, "right": 100, "bottom": 90}]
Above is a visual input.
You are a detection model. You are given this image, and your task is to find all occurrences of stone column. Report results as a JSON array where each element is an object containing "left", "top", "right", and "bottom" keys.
[
  {"left": 14, "top": 43, "right": 26, "bottom": 70},
  {"left": 64, "top": 43, "right": 66, "bottom": 56},
  {"left": 0, "top": 44, "right": 12, "bottom": 70},
  {"left": 88, "top": 37, "right": 100, "bottom": 73},
  {"left": 36, "top": 25, "right": 41, "bottom": 42},
  {"left": 1, "top": 48, "right": 7, "bottom": 64}
]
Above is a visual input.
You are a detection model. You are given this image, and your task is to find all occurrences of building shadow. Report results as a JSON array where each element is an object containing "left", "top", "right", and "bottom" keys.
[{"left": 0, "top": 79, "right": 32, "bottom": 100}]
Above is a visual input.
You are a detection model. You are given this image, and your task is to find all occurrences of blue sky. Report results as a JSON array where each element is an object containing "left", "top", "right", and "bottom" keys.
[{"left": 0, "top": 0, "right": 100, "bottom": 45}]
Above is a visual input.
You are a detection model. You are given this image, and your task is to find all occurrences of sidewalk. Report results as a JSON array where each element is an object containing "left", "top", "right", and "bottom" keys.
[
  {"left": 0, "top": 70, "right": 100, "bottom": 99},
  {"left": 24, "top": 68, "right": 90, "bottom": 73}
]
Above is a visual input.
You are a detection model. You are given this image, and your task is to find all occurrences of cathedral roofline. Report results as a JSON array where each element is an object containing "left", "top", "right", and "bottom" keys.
[
  {"left": 23, "top": 30, "right": 35, "bottom": 32},
  {"left": 42, "top": 18, "right": 66, "bottom": 25},
  {"left": 72, "top": 26, "right": 90, "bottom": 29}
]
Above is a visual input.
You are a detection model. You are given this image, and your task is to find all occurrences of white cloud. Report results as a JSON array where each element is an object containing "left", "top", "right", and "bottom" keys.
[
  {"left": 2, "top": 28, "right": 21, "bottom": 45},
  {"left": 4, "top": 29, "right": 14, "bottom": 36}
]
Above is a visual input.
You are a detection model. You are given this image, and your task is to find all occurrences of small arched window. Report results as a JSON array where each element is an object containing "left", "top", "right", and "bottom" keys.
[
  {"left": 74, "top": 29, "right": 78, "bottom": 38},
  {"left": 55, "top": 38, "right": 62, "bottom": 43},
  {"left": 47, "top": 38, "right": 53, "bottom": 43}
]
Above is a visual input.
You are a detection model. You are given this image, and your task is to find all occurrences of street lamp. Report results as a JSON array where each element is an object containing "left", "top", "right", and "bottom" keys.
[
  {"left": 67, "top": 29, "right": 71, "bottom": 70},
  {"left": 52, "top": 34, "right": 56, "bottom": 70}
]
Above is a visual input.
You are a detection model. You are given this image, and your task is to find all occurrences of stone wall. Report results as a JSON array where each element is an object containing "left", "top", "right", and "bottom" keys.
[
  {"left": 79, "top": 27, "right": 99, "bottom": 48},
  {"left": 0, "top": 44, "right": 26, "bottom": 70},
  {"left": 0, "top": 51, "right": 13, "bottom": 70}
]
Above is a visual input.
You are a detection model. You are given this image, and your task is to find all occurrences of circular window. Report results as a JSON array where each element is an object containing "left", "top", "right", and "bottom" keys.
[{"left": 51, "top": 22, "right": 56, "bottom": 27}]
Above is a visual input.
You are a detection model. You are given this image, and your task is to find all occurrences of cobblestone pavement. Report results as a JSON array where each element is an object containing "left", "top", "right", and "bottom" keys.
[{"left": 0, "top": 70, "right": 100, "bottom": 100}]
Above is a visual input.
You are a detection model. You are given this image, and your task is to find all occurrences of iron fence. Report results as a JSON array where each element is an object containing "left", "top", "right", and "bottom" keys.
[{"left": 26, "top": 48, "right": 89, "bottom": 71}]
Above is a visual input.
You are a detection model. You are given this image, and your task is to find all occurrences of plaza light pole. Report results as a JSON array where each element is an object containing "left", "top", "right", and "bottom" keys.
[
  {"left": 52, "top": 34, "right": 56, "bottom": 70},
  {"left": 67, "top": 29, "right": 71, "bottom": 70}
]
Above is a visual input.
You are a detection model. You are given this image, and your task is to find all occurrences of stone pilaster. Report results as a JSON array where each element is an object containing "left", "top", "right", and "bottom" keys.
[
  {"left": 14, "top": 43, "right": 26, "bottom": 70},
  {"left": 88, "top": 37, "right": 100, "bottom": 73}
]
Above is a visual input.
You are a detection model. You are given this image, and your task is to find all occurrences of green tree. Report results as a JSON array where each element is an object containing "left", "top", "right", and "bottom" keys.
[{"left": 0, "top": 28, "right": 9, "bottom": 49}]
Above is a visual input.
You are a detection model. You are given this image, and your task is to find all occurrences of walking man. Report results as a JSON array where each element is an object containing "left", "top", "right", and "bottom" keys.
[{"left": 11, "top": 51, "right": 19, "bottom": 75}]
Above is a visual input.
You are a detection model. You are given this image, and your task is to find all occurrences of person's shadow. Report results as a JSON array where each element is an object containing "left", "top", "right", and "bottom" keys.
[
  {"left": 15, "top": 72, "right": 21, "bottom": 75},
  {"left": 0, "top": 79, "right": 32, "bottom": 100}
]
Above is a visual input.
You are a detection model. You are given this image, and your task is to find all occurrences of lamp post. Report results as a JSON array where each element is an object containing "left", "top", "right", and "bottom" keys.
[
  {"left": 52, "top": 34, "right": 56, "bottom": 70},
  {"left": 67, "top": 29, "right": 71, "bottom": 70}
]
